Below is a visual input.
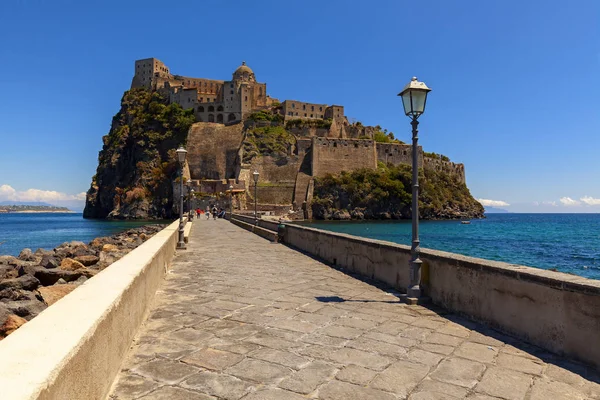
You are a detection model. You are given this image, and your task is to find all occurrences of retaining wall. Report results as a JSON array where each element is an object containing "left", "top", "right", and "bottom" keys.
[
  {"left": 280, "top": 223, "right": 600, "bottom": 369},
  {"left": 0, "top": 219, "right": 182, "bottom": 399}
]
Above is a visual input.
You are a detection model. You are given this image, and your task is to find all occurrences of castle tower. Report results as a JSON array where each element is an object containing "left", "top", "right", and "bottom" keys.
[{"left": 131, "top": 58, "right": 170, "bottom": 90}]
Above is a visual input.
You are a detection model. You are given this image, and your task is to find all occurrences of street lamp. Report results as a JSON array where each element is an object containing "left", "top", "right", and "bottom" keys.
[
  {"left": 229, "top": 184, "right": 234, "bottom": 218},
  {"left": 398, "top": 77, "right": 431, "bottom": 304},
  {"left": 253, "top": 170, "right": 259, "bottom": 224},
  {"left": 188, "top": 188, "right": 194, "bottom": 220},
  {"left": 176, "top": 146, "right": 187, "bottom": 250}
]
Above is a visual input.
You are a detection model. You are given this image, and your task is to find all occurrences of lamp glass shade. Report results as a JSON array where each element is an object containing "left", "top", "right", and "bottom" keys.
[
  {"left": 176, "top": 147, "right": 187, "bottom": 163},
  {"left": 398, "top": 77, "right": 431, "bottom": 118},
  {"left": 253, "top": 171, "right": 259, "bottom": 183}
]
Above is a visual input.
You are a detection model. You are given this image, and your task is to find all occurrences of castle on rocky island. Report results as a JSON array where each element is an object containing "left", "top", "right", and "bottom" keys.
[
  {"left": 131, "top": 58, "right": 467, "bottom": 217},
  {"left": 131, "top": 58, "right": 345, "bottom": 125}
]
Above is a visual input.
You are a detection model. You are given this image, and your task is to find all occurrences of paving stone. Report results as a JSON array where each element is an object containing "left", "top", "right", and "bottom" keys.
[
  {"left": 298, "top": 344, "right": 339, "bottom": 360},
  {"left": 363, "top": 330, "right": 418, "bottom": 347},
  {"left": 244, "top": 332, "right": 300, "bottom": 350},
  {"left": 369, "top": 360, "right": 431, "bottom": 397},
  {"left": 430, "top": 358, "right": 486, "bottom": 388},
  {"left": 138, "top": 386, "right": 214, "bottom": 400},
  {"left": 373, "top": 320, "right": 409, "bottom": 335},
  {"left": 335, "top": 364, "right": 378, "bottom": 385},
  {"left": 334, "top": 316, "right": 379, "bottom": 330},
  {"left": 303, "top": 333, "right": 348, "bottom": 347},
  {"left": 110, "top": 373, "right": 161, "bottom": 399},
  {"left": 405, "top": 349, "right": 444, "bottom": 366},
  {"left": 425, "top": 333, "right": 465, "bottom": 347},
  {"left": 293, "top": 311, "right": 332, "bottom": 325},
  {"left": 436, "top": 323, "right": 471, "bottom": 338},
  {"left": 181, "top": 371, "right": 254, "bottom": 400},
  {"left": 328, "top": 347, "right": 392, "bottom": 371},
  {"left": 170, "top": 328, "right": 215, "bottom": 344},
  {"left": 345, "top": 337, "right": 409, "bottom": 358},
  {"left": 418, "top": 343, "right": 455, "bottom": 356},
  {"left": 318, "top": 325, "right": 364, "bottom": 339},
  {"left": 475, "top": 367, "right": 533, "bottom": 400},
  {"left": 544, "top": 363, "right": 587, "bottom": 386},
  {"left": 455, "top": 341, "right": 498, "bottom": 363},
  {"left": 496, "top": 352, "right": 543, "bottom": 375},
  {"left": 468, "top": 331, "right": 505, "bottom": 347},
  {"left": 413, "top": 378, "right": 469, "bottom": 398},
  {"left": 241, "top": 388, "right": 309, "bottom": 400},
  {"left": 319, "top": 380, "right": 397, "bottom": 400},
  {"left": 132, "top": 359, "right": 199, "bottom": 385},
  {"left": 249, "top": 347, "right": 311, "bottom": 369},
  {"left": 529, "top": 378, "right": 588, "bottom": 400},
  {"left": 266, "top": 318, "right": 318, "bottom": 333},
  {"left": 412, "top": 318, "right": 447, "bottom": 330},
  {"left": 212, "top": 342, "right": 261, "bottom": 355},
  {"left": 279, "top": 361, "right": 337, "bottom": 394},
  {"left": 225, "top": 358, "right": 292, "bottom": 383},
  {"left": 181, "top": 348, "right": 244, "bottom": 371}
]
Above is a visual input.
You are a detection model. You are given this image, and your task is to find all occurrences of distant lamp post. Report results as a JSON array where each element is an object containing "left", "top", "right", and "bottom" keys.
[
  {"left": 229, "top": 184, "right": 234, "bottom": 218},
  {"left": 176, "top": 146, "right": 188, "bottom": 250},
  {"left": 398, "top": 77, "right": 431, "bottom": 304},
  {"left": 188, "top": 188, "right": 194, "bottom": 220},
  {"left": 253, "top": 170, "right": 259, "bottom": 224}
]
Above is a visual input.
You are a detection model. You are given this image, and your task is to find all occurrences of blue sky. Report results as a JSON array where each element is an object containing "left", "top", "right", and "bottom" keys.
[{"left": 0, "top": 0, "right": 599, "bottom": 212}]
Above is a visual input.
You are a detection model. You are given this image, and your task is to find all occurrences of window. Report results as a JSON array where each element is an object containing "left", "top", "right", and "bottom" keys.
[
  {"left": 295, "top": 112, "right": 298, "bottom": 116},
  {"left": 303, "top": 105, "right": 306, "bottom": 110},
  {"left": 230, "top": 90, "right": 233, "bottom": 95},
  {"left": 311, "top": 106, "right": 314, "bottom": 111},
  {"left": 198, "top": 106, "right": 204, "bottom": 112},
  {"left": 304, "top": 113, "right": 307, "bottom": 117},
  {"left": 230, "top": 83, "right": 233, "bottom": 88},
  {"left": 292, "top": 104, "right": 295, "bottom": 109},
  {"left": 319, "top": 107, "right": 322, "bottom": 111},
  {"left": 228, "top": 113, "right": 236, "bottom": 121},
  {"left": 217, "top": 105, "right": 224, "bottom": 111},
  {"left": 208, "top": 114, "right": 214, "bottom": 122},
  {"left": 310, "top": 114, "right": 313, "bottom": 118},
  {"left": 217, "top": 114, "right": 223, "bottom": 123},
  {"left": 244, "top": 96, "right": 248, "bottom": 101},
  {"left": 208, "top": 106, "right": 215, "bottom": 112}
]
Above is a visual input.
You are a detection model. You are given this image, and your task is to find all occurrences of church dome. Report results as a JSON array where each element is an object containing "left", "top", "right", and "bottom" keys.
[{"left": 233, "top": 61, "right": 255, "bottom": 82}]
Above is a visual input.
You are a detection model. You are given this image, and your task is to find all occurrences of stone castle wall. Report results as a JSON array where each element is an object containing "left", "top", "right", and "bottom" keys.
[
  {"left": 311, "top": 137, "right": 377, "bottom": 177},
  {"left": 423, "top": 157, "right": 466, "bottom": 183}
]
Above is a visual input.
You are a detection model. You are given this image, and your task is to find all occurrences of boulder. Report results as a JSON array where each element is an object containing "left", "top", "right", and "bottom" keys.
[
  {"left": 2, "top": 299, "right": 47, "bottom": 320},
  {"left": 56, "top": 278, "right": 68, "bottom": 285},
  {"left": 18, "top": 248, "right": 36, "bottom": 262},
  {"left": 102, "top": 244, "right": 120, "bottom": 252},
  {"left": 60, "top": 258, "right": 86, "bottom": 271},
  {"left": 0, "top": 256, "right": 19, "bottom": 265},
  {"left": 0, "top": 265, "right": 18, "bottom": 280},
  {"left": 0, "top": 288, "right": 38, "bottom": 301},
  {"left": 32, "top": 268, "right": 84, "bottom": 286},
  {"left": 40, "top": 255, "right": 60, "bottom": 269},
  {"left": 0, "top": 275, "right": 40, "bottom": 291},
  {"left": 73, "top": 276, "right": 88, "bottom": 285},
  {"left": 74, "top": 255, "right": 100, "bottom": 266},
  {"left": 34, "top": 248, "right": 54, "bottom": 257},
  {"left": 38, "top": 284, "right": 78, "bottom": 306},
  {"left": 0, "top": 313, "right": 27, "bottom": 338}
]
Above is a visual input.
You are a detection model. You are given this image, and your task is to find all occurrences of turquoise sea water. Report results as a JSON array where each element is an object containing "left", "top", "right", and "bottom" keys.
[
  {"left": 0, "top": 213, "right": 168, "bottom": 257},
  {"left": 301, "top": 214, "right": 600, "bottom": 280}
]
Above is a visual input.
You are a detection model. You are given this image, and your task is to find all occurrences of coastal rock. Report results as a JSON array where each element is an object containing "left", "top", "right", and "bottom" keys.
[
  {"left": 40, "top": 255, "right": 60, "bottom": 269},
  {"left": 18, "top": 248, "right": 36, "bottom": 262},
  {"left": 332, "top": 210, "right": 351, "bottom": 220},
  {"left": 3, "top": 299, "right": 47, "bottom": 320},
  {"left": 34, "top": 248, "right": 54, "bottom": 257},
  {"left": 32, "top": 268, "right": 84, "bottom": 286},
  {"left": 0, "top": 288, "right": 38, "bottom": 301},
  {"left": 97, "top": 250, "right": 127, "bottom": 269},
  {"left": 74, "top": 255, "right": 99, "bottom": 266},
  {"left": 0, "top": 313, "right": 27, "bottom": 338},
  {"left": 38, "top": 284, "right": 78, "bottom": 306},
  {"left": 0, "top": 265, "right": 18, "bottom": 281},
  {"left": 0, "top": 256, "right": 18, "bottom": 266},
  {"left": 102, "top": 244, "right": 120, "bottom": 252},
  {"left": 0, "top": 275, "right": 40, "bottom": 291},
  {"left": 60, "top": 258, "right": 86, "bottom": 271}
]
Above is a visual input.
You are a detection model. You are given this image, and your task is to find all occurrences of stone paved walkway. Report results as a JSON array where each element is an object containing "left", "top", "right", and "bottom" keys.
[{"left": 109, "top": 220, "right": 600, "bottom": 400}]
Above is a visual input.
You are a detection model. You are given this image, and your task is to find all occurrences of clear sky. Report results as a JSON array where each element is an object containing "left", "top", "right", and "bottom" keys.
[{"left": 0, "top": 0, "right": 599, "bottom": 212}]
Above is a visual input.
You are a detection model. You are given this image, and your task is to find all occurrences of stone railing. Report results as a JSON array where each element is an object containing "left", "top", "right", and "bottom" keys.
[
  {"left": 0, "top": 218, "right": 185, "bottom": 399},
  {"left": 279, "top": 223, "right": 600, "bottom": 369}
]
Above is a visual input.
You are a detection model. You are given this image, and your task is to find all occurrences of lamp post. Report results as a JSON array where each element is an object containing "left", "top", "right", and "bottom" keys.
[
  {"left": 176, "top": 146, "right": 187, "bottom": 250},
  {"left": 253, "top": 170, "right": 259, "bottom": 224},
  {"left": 398, "top": 77, "right": 431, "bottom": 304},
  {"left": 229, "top": 184, "right": 234, "bottom": 218},
  {"left": 188, "top": 188, "right": 194, "bottom": 220}
]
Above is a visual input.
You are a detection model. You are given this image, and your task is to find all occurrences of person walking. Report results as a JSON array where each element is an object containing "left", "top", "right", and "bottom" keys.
[
  {"left": 212, "top": 206, "right": 218, "bottom": 220},
  {"left": 206, "top": 206, "right": 210, "bottom": 220}
]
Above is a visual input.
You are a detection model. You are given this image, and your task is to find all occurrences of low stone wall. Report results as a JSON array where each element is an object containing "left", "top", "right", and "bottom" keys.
[
  {"left": 230, "top": 217, "right": 278, "bottom": 242},
  {"left": 281, "top": 223, "right": 600, "bottom": 369},
  {"left": 0, "top": 219, "right": 182, "bottom": 399},
  {"left": 231, "top": 213, "right": 280, "bottom": 232}
]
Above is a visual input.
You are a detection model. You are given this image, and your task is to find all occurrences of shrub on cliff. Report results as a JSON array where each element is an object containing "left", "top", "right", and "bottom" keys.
[
  {"left": 242, "top": 126, "right": 295, "bottom": 163},
  {"left": 84, "top": 88, "right": 196, "bottom": 219},
  {"left": 312, "top": 163, "right": 484, "bottom": 220}
]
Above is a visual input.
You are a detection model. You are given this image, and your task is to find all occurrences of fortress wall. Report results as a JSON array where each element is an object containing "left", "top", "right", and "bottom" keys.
[
  {"left": 186, "top": 122, "right": 244, "bottom": 180},
  {"left": 256, "top": 185, "right": 295, "bottom": 205},
  {"left": 311, "top": 137, "right": 377, "bottom": 177},
  {"left": 249, "top": 155, "right": 301, "bottom": 184},
  {"left": 424, "top": 158, "right": 466, "bottom": 183}
]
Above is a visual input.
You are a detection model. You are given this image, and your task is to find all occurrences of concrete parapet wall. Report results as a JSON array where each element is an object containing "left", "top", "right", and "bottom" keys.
[
  {"left": 0, "top": 219, "right": 182, "bottom": 399},
  {"left": 231, "top": 213, "right": 280, "bottom": 232},
  {"left": 230, "top": 216, "right": 278, "bottom": 242},
  {"left": 281, "top": 223, "right": 600, "bottom": 368}
]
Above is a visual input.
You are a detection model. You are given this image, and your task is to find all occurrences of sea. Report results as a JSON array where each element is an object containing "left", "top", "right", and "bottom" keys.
[
  {"left": 302, "top": 213, "right": 600, "bottom": 280},
  {"left": 0, "top": 213, "right": 166, "bottom": 257}
]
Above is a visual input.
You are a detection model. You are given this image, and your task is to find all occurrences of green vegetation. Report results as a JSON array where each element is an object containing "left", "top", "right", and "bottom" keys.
[
  {"left": 242, "top": 126, "right": 295, "bottom": 163},
  {"left": 424, "top": 151, "right": 450, "bottom": 162},
  {"left": 312, "top": 163, "right": 483, "bottom": 220},
  {"left": 285, "top": 118, "right": 332, "bottom": 129},
  {"left": 84, "top": 88, "right": 196, "bottom": 219},
  {"left": 247, "top": 110, "right": 284, "bottom": 123},
  {"left": 373, "top": 125, "right": 404, "bottom": 144}
]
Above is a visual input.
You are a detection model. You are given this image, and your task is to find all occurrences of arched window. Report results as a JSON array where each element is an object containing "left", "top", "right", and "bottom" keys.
[
  {"left": 217, "top": 114, "right": 224, "bottom": 123},
  {"left": 198, "top": 106, "right": 204, "bottom": 112},
  {"left": 198, "top": 116, "right": 203, "bottom": 122},
  {"left": 228, "top": 113, "right": 236, "bottom": 122},
  {"left": 217, "top": 105, "right": 224, "bottom": 111},
  {"left": 208, "top": 106, "right": 215, "bottom": 112},
  {"left": 208, "top": 114, "right": 215, "bottom": 122}
]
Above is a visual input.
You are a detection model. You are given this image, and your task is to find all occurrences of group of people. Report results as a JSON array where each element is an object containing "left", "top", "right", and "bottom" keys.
[{"left": 195, "top": 206, "right": 226, "bottom": 220}]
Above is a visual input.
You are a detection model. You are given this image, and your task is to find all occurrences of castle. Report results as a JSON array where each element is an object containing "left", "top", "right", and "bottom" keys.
[
  {"left": 132, "top": 58, "right": 466, "bottom": 216},
  {"left": 131, "top": 58, "right": 345, "bottom": 125}
]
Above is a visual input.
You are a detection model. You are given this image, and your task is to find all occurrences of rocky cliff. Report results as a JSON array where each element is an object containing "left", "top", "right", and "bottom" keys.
[
  {"left": 311, "top": 162, "right": 484, "bottom": 220},
  {"left": 83, "top": 89, "right": 195, "bottom": 219}
]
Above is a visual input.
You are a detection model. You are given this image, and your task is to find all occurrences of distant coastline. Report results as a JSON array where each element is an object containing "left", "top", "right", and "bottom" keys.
[
  {"left": 0, "top": 205, "right": 73, "bottom": 214},
  {"left": 0, "top": 210, "right": 76, "bottom": 214}
]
